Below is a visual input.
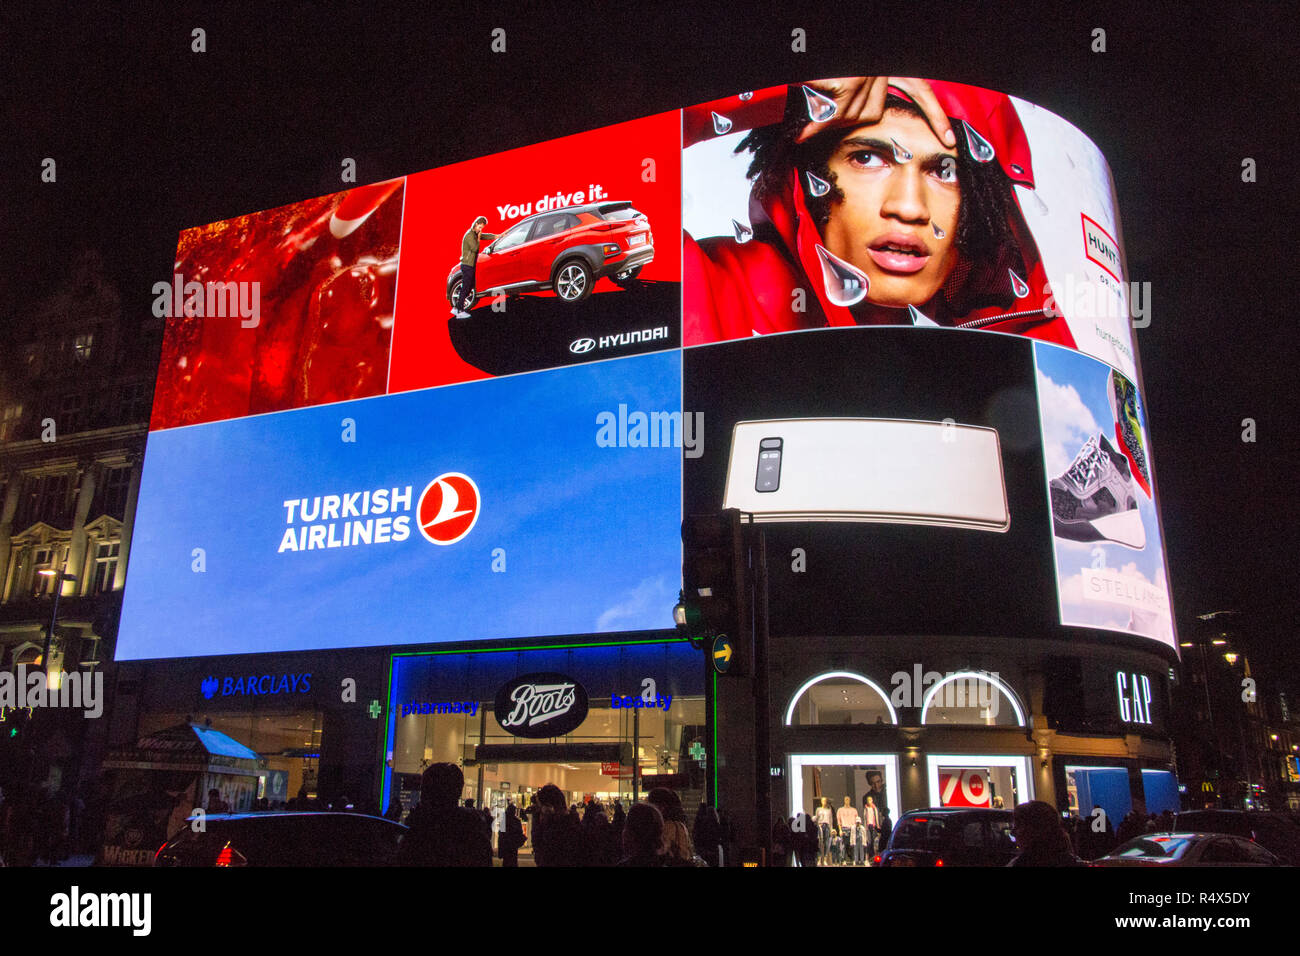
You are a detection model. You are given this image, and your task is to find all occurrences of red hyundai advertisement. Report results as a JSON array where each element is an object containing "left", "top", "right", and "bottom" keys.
[
  {"left": 387, "top": 110, "right": 681, "bottom": 393},
  {"left": 151, "top": 179, "right": 405, "bottom": 430}
]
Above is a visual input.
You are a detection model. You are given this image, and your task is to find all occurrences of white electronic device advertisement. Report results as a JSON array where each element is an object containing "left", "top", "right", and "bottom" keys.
[
  {"left": 683, "top": 78, "right": 1139, "bottom": 380},
  {"left": 723, "top": 418, "right": 1009, "bottom": 532},
  {"left": 1034, "top": 340, "right": 1175, "bottom": 649}
]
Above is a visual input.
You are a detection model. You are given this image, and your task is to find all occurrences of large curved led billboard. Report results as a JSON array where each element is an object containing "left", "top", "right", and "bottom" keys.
[{"left": 118, "top": 77, "right": 1175, "bottom": 660}]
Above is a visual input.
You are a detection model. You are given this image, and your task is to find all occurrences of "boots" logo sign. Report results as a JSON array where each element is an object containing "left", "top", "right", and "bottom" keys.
[{"left": 494, "top": 673, "right": 589, "bottom": 738}]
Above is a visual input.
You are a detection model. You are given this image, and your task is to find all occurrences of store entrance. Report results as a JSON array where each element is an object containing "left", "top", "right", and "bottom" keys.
[
  {"left": 471, "top": 759, "right": 637, "bottom": 866},
  {"left": 788, "top": 754, "right": 900, "bottom": 867}
]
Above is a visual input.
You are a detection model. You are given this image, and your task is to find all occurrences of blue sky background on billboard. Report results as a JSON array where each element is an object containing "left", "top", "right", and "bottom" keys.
[
  {"left": 1035, "top": 341, "right": 1174, "bottom": 648},
  {"left": 117, "top": 352, "right": 681, "bottom": 659}
]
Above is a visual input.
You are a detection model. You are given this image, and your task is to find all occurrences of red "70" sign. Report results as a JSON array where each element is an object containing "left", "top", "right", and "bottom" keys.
[{"left": 939, "top": 769, "right": 990, "bottom": 807}]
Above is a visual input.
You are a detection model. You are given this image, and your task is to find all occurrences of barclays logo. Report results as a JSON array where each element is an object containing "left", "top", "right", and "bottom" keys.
[
  {"left": 569, "top": 337, "right": 596, "bottom": 354},
  {"left": 202, "top": 673, "right": 312, "bottom": 699}
]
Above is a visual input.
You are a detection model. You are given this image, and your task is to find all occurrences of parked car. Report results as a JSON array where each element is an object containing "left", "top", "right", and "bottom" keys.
[
  {"left": 1173, "top": 809, "right": 1300, "bottom": 866},
  {"left": 1092, "top": 832, "right": 1280, "bottom": 866},
  {"left": 447, "top": 201, "right": 653, "bottom": 311},
  {"left": 153, "top": 812, "right": 407, "bottom": 867},
  {"left": 876, "top": 808, "right": 1017, "bottom": 867}
]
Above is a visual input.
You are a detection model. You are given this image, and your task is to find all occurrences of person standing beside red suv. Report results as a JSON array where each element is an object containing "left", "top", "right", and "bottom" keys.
[{"left": 454, "top": 215, "right": 498, "bottom": 317}]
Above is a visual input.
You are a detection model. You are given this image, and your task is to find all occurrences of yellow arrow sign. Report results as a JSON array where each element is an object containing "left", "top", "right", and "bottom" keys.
[{"left": 714, "top": 643, "right": 732, "bottom": 662}]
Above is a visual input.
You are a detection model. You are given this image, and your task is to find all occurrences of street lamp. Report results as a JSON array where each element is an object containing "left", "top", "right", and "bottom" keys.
[{"left": 37, "top": 566, "right": 77, "bottom": 690}]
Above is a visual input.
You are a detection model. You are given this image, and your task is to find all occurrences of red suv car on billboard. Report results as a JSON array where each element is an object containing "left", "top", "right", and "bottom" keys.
[{"left": 446, "top": 201, "right": 653, "bottom": 312}]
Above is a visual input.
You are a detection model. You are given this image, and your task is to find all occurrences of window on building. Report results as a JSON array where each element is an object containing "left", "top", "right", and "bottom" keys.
[
  {"left": 92, "top": 540, "right": 120, "bottom": 594},
  {"left": 96, "top": 466, "right": 132, "bottom": 519},
  {"left": 922, "top": 674, "right": 1025, "bottom": 728},
  {"left": 31, "top": 547, "right": 55, "bottom": 598},
  {"left": 76, "top": 634, "right": 101, "bottom": 666},
  {"left": 117, "top": 381, "right": 152, "bottom": 424},
  {"left": 73, "top": 333, "right": 94, "bottom": 362},
  {"left": 58, "top": 393, "right": 88, "bottom": 434},
  {"left": 16, "top": 472, "right": 74, "bottom": 529},
  {"left": 786, "top": 673, "right": 896, "bottom": 726},
  {"left": 0, "top": 404, "right": 22, "bottom": 441}
]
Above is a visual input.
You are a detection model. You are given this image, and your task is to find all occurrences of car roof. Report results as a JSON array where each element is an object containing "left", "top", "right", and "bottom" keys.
[
  {"left": 1118, "top": 831, "right": 1210, "bottom": 842},
  {"left": 508, "top": 201, "right": 635, "bottom": 226},
  {"left": 186, "top": 810, "right": 404, "bottom": 825},
  {"left": 900, "top": 807, "right": 1013, "bottom": 817}
]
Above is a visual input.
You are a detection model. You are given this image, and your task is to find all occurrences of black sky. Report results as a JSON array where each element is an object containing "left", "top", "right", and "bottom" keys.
[{"left": 1, "top": 1, "right": 1295, "bottom": 673}]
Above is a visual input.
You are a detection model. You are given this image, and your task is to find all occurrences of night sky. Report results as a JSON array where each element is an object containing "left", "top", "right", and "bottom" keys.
[{"left": 1, "top": 3, "right": 1294, "bottom": 680}]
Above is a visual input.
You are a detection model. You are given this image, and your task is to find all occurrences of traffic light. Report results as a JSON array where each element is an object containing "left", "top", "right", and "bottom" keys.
[{"left": 678, "top": 510, "right": 748, "bottom": 662}]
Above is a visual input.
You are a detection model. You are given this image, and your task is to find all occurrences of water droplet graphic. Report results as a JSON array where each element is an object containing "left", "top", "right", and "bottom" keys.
[
  {"left": 738, "top": 91, "right": 753, "bottom": 101},
  {"left": 908, "top": 305, "right": 940, "bottom": 327},
  {"left": 890, "top": 138, "right": 913, "bottom": 162},
  {"left": 816, "top": 244, "right": 869, "bottom": 307},
  {"left": 931, "top": 222, "right": 945, "bottom": 239},
  {"left": 805, "top": 170, "right": 831, "bottom": 197},
  {"left": 1010, "top": 163, "right": 1024, "bottom": 175},
  {"left": 732, "top": 219, "right": 753, "bottom": 243},
  {"left": 711, "top": 112, "right": 733, "bottom": 135},
  {"left": 1008, "top": 269, "right": 1029, "bottom": 298},
  {"left": 802, "top": 85, "right": 838, "bottom": 122},
  {"left": 962, "top": 120, "right": 996, "bottom": 163}
]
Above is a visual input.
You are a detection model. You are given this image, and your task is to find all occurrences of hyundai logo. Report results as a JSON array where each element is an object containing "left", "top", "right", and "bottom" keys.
[{"left": 569, "top": 337, "right": 596, "bottom": 354}]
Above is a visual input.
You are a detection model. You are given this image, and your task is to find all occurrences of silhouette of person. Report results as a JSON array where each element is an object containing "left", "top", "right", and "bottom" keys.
[
  {"left": 532, "top": 784, "right": 589, "bottom": 866},
  {"left": 398, "top": 763, "right": 492, "bottom": 866},
  {"left": 500, "top": 804, "right": 525, "bottom": 867},
  {"left": 619, "top": 803, "right": 668, "bottom": 867},
  {"left": 1007, "top": 800, "right": 1084, "bottom": 867}
]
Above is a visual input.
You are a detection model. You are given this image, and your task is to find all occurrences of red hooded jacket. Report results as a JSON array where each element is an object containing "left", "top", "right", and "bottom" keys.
[{"left": 683, "top": 81, "right": 1076, "bottom": 349}]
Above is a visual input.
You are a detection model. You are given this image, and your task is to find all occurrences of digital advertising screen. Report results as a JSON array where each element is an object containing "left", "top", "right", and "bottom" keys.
[
  {"left": 682, "top": 79, "right": 1139, "bottom": 378},
  {"left": 151, "top": 179, "right": 406, "bottom": 430},
  {"left": 389, "top": 111, "right": 682, "bottom": 391},
  {"left": 1034, "top": 340, "right": 1174, "bottom": 648},
  {"left": 120, "top": 77, "right": 1175, "bottom": 661},
  {"left": 117, "top": 351, "right": 682, "bottom": 659}
]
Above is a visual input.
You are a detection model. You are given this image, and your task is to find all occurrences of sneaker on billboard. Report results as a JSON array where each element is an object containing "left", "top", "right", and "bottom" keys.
[
  {"left": 454, "top": 310, "right": 471, "bottom": 319},
  {"left": 1050, "top": 432, "right": 1146, "bottom": 549},
  {"left": 1107, "top": 369, "right": 1151, "bottom": 497}
]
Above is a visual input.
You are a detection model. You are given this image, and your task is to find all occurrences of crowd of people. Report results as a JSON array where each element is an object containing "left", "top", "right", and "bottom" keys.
[
  {"left": 0, "top": 780, "right": 103, "bottom": 867},
  {"left": 396, "top": 762, "right": 731, "bottom": 867},
  {"left": 1058, "top": 804, "right": 1178, "bottom": 860}
]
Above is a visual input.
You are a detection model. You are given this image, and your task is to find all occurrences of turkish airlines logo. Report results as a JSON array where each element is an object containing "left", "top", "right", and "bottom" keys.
[{"left": 417, "top": 472, "right": 480, "bottom": 545}]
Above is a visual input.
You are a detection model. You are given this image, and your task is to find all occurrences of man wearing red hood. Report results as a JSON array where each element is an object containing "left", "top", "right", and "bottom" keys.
[{"left": 684, "top": 77, "right": 1075, "bottom": 349}]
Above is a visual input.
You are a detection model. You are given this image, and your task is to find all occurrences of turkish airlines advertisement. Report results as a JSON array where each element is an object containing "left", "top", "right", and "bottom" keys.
[
  {"left": 1034, "top": 340, "right": 1175, "bottom": 649},
  {"left": 683, "top": 78, "right": 1140, "bottom": 379},
  {"left": 117, "top": 352, "right": 681, "bottom": 659}
]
